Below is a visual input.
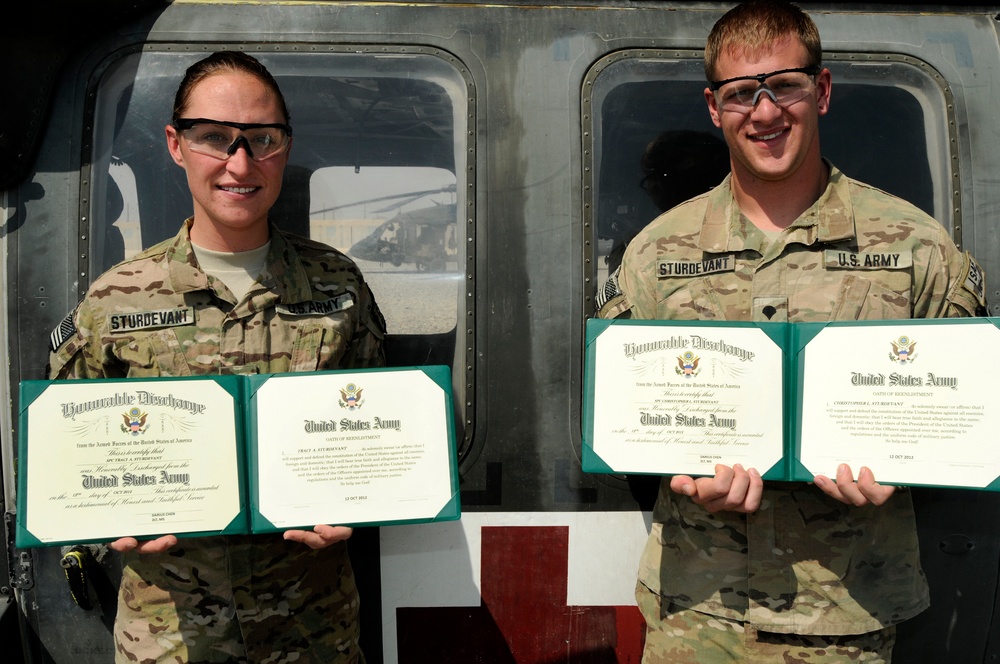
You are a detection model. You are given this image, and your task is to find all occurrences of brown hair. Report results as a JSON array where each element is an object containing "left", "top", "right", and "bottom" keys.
[
  {"left": 704, "top": 0, "right": 821, "bottom": 81},
  {"left": 172, "top": 51, "right": 290, "bottom": 123}
]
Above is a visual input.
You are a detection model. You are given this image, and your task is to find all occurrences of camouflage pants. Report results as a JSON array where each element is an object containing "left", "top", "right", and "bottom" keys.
[
  {"left": 636, "top": 582, "right": 895, "bottom": 664},
  {"left": 114, "top": 536, "right": 364, "bottom": 664}
]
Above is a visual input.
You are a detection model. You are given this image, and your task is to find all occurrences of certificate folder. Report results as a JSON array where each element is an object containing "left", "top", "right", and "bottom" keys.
[
  {"left": 583, "top": 317, "right": 1000, "bottom": 492},
  {"left": 17, "top": 366, "right": 460, "bottom": 548}
]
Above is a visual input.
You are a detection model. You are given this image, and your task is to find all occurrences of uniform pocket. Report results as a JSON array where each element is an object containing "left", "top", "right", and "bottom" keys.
[
  {"left": 656, "top": 276, "right": 729, "bottom": 320},
  {"left": 115, "top": 330, "right": 193, "bottom": 377},
  {"left": 831, "top": 273, "right": 911, "bottom": 320},
  {"left": 288, "top": 319, "right": 351, "bottom": 371}
]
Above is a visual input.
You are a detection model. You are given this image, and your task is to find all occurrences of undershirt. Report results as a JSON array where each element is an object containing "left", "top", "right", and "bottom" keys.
[{"left": 191, "top": 242, "right": 271, "bottom": 302}]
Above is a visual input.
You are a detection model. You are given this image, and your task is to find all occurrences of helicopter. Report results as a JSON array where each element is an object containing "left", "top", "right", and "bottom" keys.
[
  {"left": 311, "top": 185, "right": 459, "bottom": 272},
  {"left": 348, "top": 203, "right": 458, "bottom": 272}
]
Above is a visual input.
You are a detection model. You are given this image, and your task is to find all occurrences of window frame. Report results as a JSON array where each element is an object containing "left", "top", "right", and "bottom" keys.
[{"left": 582, "top": 48, "right": 961, "bottom": 312}]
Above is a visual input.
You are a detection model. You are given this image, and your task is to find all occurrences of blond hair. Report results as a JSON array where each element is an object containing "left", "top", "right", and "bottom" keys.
[{"left": 705, "top": 0, "right": 821, "bottom": 81}]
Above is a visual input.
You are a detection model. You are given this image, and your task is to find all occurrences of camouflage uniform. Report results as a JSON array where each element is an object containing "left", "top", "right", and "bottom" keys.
[
  {"left": 635, "top": 583, "right": 896, "bottom": 663},
  {"left": 49, "top": 219, "right": 386, "bottom": 663},
  {"left": 598, "top": 164, "right": 986, "bottom": 657}
]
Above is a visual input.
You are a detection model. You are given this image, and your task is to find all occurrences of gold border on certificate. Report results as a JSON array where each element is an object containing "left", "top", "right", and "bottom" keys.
[
  {"left": 21, "top": 378, "right": 242, "bottom": 545},
  {"left": 799, "top": 321, "right": 1000, "bottom": 488},
  {"left": 588, "top": 322, "right": 785, "bottom": 477},
  {"left": 252, "top": 369, "right": 455, "bottom": 528}
]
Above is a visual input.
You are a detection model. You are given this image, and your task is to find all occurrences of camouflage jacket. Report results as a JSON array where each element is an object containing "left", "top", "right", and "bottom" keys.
[
  {"left": 599, "top": 164, "right": 986, "bottom": 635},
  {"left": 50, "top": 220, "right": 385, "bottom": 378},
  {"left": 49, "top": 220, "right": 385, "bottom": 663}
]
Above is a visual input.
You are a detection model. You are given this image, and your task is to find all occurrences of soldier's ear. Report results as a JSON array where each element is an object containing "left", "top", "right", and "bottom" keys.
[
  {"left": 165, "top": 125, "right": 186, "bottom": 168},
  {"left": 815, "top": 68, "right": 832, "bottom": 116},
  {"left": 705, "top": 88, "right": 723, "bottom": 127}
]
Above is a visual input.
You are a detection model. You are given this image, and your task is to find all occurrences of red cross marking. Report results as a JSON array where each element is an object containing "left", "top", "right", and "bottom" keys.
[{"left": 396, "top": 525, "right": 646, "bottom": 662}]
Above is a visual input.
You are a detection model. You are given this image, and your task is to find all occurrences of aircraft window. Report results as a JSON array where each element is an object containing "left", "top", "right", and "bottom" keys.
[
  {"left": 87, "top": 47, "right": 474, "bottom": 449},
  {"left": 307, "top": 165, "right": 459, "bottom": 335},
  {"left": 583, "top": 52, "right": 957, "bottom": 299}
]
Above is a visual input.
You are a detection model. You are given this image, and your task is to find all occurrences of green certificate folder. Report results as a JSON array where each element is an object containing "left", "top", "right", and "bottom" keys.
[
  {"left": 583, "top": 317, "right": 1000, "bottom": 491},
  {"left": 245, "top": 366, "right": 461, "bottom": 533},
  {"left": 16, "top": 366, "right": 460, "bottom": 548}
]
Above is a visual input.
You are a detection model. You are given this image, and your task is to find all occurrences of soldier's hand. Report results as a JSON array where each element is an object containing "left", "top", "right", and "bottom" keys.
[
  {"left": 813, "top": 464, "right": 895, "bottom": 507},
  {"left": 110, "top": 534, "right": 178, "bottom": 554},
  {"left": 284, "top": 524, "right": 353, "bottom": 550},
  {"left": 669, "top": 464, "right": 763, "bottom": 513}
]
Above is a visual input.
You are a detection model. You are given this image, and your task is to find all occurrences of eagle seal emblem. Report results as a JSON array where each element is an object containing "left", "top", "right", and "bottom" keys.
[
  {"left": 676, "top": 351, "right": 701, "bottom": 378},
  {"left": 339, "top": 383, "right": 365, "bottom": 410},
  {"left": 889, "top": 335, "right": 917, "bottom": 364},
  {"left": 121, "top": 407, "right": 149, "bottom": 436}
]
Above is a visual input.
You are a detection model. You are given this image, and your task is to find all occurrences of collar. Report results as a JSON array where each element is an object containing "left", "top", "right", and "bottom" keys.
[
  {"left": 698, "top": 160, "right": 857, "bottom": 253},
  {"left": 165, "top": 219, "right": 316, "bottom": 304}
]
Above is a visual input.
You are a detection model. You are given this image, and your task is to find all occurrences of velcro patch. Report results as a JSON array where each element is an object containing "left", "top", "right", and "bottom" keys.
[
  {"left": 277, "top": 294, "right": 354, "bottom": 316},
  {"left": 49, "top": 311, "right": 78, "bottom": 352},
  {"left": 963, "top": 253, "right": 987, "bottom": 307},
  {"left": 596, "top": 268, "right": 623, "bottom": 311},
  {"left": 657, "top": 256, "right": 735, "bottom": 278},
  {"left": 824, "top": 250, "right": 912, "bottom": 270},
  {"left": 107, "top": 307, "right": 195, "bottom": 333}
]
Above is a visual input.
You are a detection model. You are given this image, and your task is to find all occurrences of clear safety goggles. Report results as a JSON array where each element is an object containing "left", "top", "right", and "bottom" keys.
[
  {"left": 172, "top": 118, "right": 293, "bottom": 161},
  {"left": 709, "top": 66, "right": 821, "bottom": 114}
]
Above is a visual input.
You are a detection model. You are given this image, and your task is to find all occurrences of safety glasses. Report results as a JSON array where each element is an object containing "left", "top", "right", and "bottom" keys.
[{"left": 172, "top": 118, "right": 293, "bottom": 161}]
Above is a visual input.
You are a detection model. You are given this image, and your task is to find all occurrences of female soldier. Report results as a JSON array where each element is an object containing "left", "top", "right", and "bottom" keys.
[{"left": 49, "top": 51, "right": 383, "bottom": 663}]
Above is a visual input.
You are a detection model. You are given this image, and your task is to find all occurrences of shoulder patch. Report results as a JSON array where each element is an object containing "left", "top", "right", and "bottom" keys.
[
  {"left": 961, "top": 251, "right": 987, "bottom": 309},
  {"left": 366, "top": 286, "right": 387, "bottom": 338},
  {"left": 596, "top": 268, "right": 632, "bottom": 319},
  {"left": 49, "top": 310, "right": 78, "bottom": 352},
  {"left": 596, "top": 268, "right": 623, "bottom": 312},
  {"left": 277, "top": 294, "right": 355, "bottom": 317}
]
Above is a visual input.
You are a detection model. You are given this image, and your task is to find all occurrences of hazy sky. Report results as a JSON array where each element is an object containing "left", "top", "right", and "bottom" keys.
[{"left": 308, "top": 166, "right": 456, "bottom": 220}]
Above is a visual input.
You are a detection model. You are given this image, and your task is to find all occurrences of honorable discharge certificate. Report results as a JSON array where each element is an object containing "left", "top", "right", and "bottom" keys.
[
  {"left": 798, "top": 320, "right": 1000, "bottom": 488},
  {"left": 586, "top": 321, "right": 785, "bottom": 477},
  {"left": 20, "top": 378, "right": 243, "bottom": 545}
]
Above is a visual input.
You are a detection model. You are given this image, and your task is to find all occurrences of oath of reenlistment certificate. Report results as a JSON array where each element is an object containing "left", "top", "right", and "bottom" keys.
[
  {"left": 17, "top": 376, "right": 246, "bottom": 547},
  {"left": 247, "top": 366, "right": 460, "bottom": 531},
  {"left": 796, "top": 319, "right": 1000, "bottom": 489},
  {"left": 583, "top": 318, "right": 787, "bottom": 479}
]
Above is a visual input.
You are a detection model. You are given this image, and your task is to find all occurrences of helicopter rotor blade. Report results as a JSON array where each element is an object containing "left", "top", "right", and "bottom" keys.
[{"left": 310, "top": 183, "right": 456, "bottom": 215}]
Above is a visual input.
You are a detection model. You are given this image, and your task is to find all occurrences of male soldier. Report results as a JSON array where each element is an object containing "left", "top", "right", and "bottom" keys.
[{"left": 597, "top": 0, "right": 987, "bottom": 661}]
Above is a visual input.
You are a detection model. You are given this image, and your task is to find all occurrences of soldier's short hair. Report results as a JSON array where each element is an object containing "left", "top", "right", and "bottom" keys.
[
  {"left": 704, "top": 0, "right": 822, "bottom": 81},
  {"left": 172, "top": 51, "right": 290, "bottom": 124}
]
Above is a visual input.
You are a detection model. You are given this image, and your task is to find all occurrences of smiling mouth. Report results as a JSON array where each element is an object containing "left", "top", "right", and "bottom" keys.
[
  {"left": 219, "top": 186, "right": 259, "bottom": 194},
  {"left": 754, "top": 129, "right": 786, "bottom": 141}
]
